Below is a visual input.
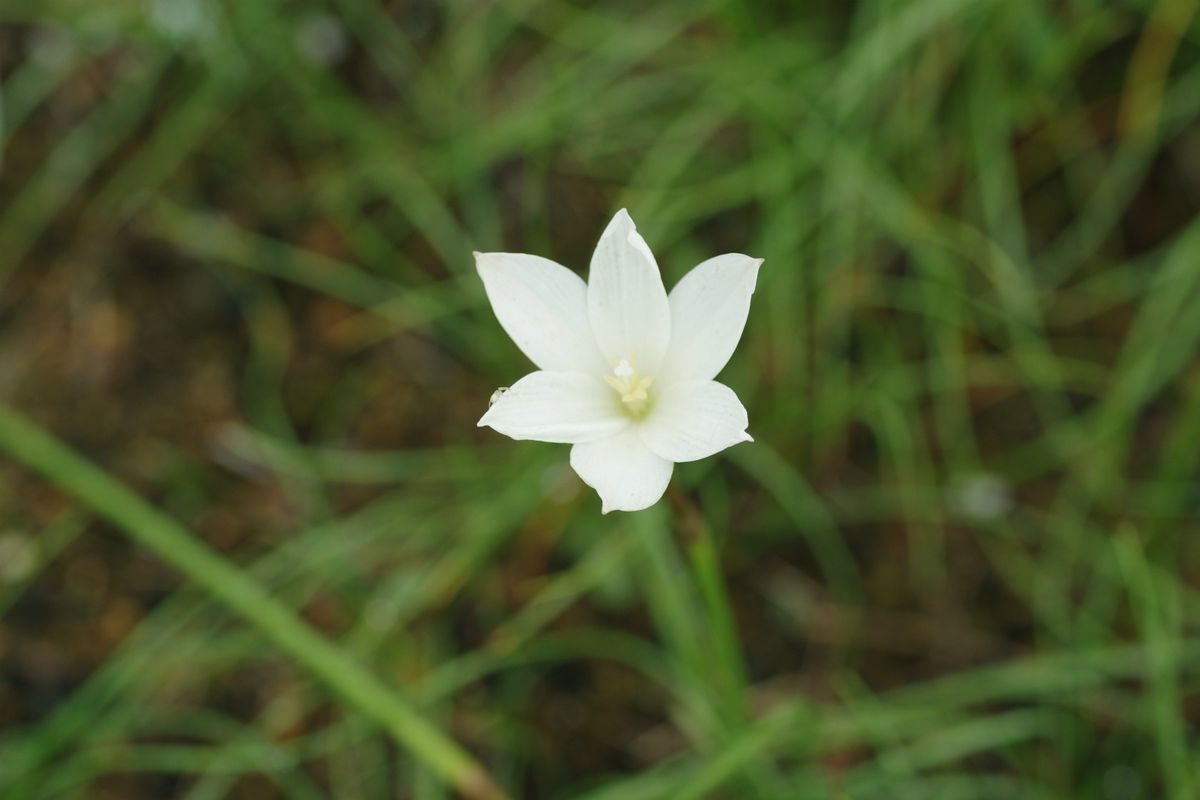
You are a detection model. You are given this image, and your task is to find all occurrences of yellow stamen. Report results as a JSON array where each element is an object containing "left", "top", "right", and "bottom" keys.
[{"left": 605, "top": 358, "right": 654, "bottom": 415}]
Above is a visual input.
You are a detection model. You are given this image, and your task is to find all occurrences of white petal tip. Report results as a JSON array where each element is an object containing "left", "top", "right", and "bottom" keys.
[
  {"left": 612, "top": 208, "right": 639, "bottom": 233},
  {"left": 741, "top": 432, "right": 754, "bottom": 443},
  {"left": 600, "top": 502, "right": 613, "bottom": 515},
  {"left": 753, "top": 257, "right": 764, "bottom": 267}
]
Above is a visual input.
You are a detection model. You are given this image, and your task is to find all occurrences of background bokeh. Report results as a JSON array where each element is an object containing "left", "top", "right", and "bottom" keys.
[{"left": 2, "top": 0, "right": 1200, "bottom": 798}]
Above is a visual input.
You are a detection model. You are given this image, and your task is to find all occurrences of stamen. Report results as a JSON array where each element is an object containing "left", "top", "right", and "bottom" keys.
[{"left": 605, "top": 357, "right": 654, "bottom": 416}]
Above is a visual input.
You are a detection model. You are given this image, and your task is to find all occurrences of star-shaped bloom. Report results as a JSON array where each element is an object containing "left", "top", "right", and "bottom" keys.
[{"left": 475, "top": 209, "right": 760, "bottom": 513}]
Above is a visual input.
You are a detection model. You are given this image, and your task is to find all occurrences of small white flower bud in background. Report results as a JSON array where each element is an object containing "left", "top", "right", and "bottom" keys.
[
  {"left": 948, "top": 473, "right": 1013, "bottom": 524},
  {"left": 148, "top": 0, "right": 212, "bottom": 42}
]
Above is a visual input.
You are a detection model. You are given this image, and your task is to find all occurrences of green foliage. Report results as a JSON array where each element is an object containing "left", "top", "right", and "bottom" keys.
[{"left": 1, "top": 0, "right": 1198, "bottom": 797}]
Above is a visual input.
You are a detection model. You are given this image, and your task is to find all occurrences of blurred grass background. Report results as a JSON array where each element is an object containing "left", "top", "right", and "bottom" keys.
[{"left": 1, "top": 0, "right": 1199, "bottom": 797}]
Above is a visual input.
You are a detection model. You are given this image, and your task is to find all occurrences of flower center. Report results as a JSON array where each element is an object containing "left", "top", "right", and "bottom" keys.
[{"left": 604, "top": 358, "right": 654, "bottom": 416}]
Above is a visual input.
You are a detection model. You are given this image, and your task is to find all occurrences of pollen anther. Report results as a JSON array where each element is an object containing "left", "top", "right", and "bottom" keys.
[{"left": 605, "top": 358, "right": 654, "bottom": 414}]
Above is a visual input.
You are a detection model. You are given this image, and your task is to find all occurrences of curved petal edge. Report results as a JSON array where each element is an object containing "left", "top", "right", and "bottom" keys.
[
  {"left": 586, "top": 210, "right": 672, "bottom": 374},
  {"left": 659, "top": 254, "right": 762, "bottom": 384},
  {"left": 570, "top": 428, "right": 673, "bottom": 513},
  {"left": 637, "top": 379, "right": 752, "bottom": 463},
  {"left": 476, "top": 252, "right": 607, "bottom": 373},
  {"left": 478, "top": 371, "right": 628, "bottom": 444}
]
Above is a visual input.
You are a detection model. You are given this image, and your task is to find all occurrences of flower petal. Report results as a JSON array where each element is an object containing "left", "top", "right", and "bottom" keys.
[
  {"left": 476, "top": 252, "right": 607, "bottom": 373},
  {"left": 478, "top": 371, "right": 628, "bottom": 444},
  {"left": 658, "top": 254, "right": 761, "bottom": 384},
  {"left": 587, "top": 209, "right": 671, "bottom": 374},
  {"left": 570, "top": 428, "right": 673, "bottom": 513},
  {"left": 637, "top": 380, "right": 752, "bottom": 463}
]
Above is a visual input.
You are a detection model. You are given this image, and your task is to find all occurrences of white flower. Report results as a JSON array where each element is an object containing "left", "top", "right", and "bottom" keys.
[{"left": 475, "top": 209, "right": 760, "bottom": 513}]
